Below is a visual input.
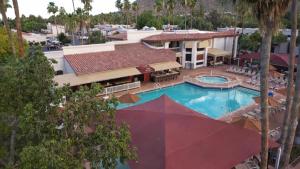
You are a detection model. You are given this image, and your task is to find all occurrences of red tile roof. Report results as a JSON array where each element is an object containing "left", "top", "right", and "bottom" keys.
[
  {"left": 64, "top": 43, "right": 176, "bottom": 75},
  {"left": 107, "top": 32, "right": 127, "bottom": 41},
  {"left": 142, "top": 31, "right": 237, "bottom": 42}
]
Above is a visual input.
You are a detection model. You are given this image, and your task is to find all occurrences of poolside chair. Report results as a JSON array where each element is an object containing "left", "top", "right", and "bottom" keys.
[
  {"left": 246, "top": 70, "right": 253, "bottom": 76},
  {"left": 226, "top": 66, "right": 234, "bottom": 72}
]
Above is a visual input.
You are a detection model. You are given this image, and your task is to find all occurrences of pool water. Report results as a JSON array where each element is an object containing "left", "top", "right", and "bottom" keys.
[
  {"left": 118, "top": 83, "right": 259, "bottom": 119},
  {"left": 197, "top": 76, "right": 228, "bottom": 84}
]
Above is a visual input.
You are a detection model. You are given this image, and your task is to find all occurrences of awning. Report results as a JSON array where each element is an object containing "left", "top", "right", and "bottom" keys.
[
  {"left": 208, "top": 48, "right": 232, "bottom": 57},
  {"left": 149, "top": 61, "right": 182, "bottom": 71},
  {"left": 117, "top": 96, "right": 278, "bottom": 169},
  {"left": 54, "top": 67, "right": 141, "bottom": 87}
]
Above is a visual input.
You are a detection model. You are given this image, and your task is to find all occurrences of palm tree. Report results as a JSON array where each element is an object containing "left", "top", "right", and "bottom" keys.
[
  {"left": 187, "top": 0, "right": 196, "bottom": 29},
  {"left": 12, "top": 0, "right": 24, "bottom": 57},
  {"left": 81, "top": 0, "right": 93, "bottom": 37},
  {"left": 0, "top": 0, "right": 16, "bottom": 57},
  {"left": 66, "top": 13, "right": 77, "bottom": 45},
  {"left": 76, "top": 8, "right": 86, "bottom": 45},
  {"left": 47, "top": 2, "right": 59, "bottom": 36},
  {"left": 166, "top": 0, "right": 175, "bottom": 25},
  {"left": 81, "top": 0, "right": 92, "bottom": 13},
  {"left": 123, "top": 0, "right": 131, "bottom": 27},
  {"left": 240, "top": 1, "right": 292, "bottom": 169},
  {"left": 131, "top": 1, "right": 139, "bottom": 27},
  {"left": 279, "top": 0, "right": 299, "bottom": 167},
  {"left": 155, "top": 0, "right": 163, "bottom": 17},
  {"left": 115, "top": 0, "right": 123, "bottom": 24},
  {"left": 72, "top": 0, "right": 76, "bottom": 12},
  {"left": 180, "top": 0, "right": 188, "bottom": 30}
]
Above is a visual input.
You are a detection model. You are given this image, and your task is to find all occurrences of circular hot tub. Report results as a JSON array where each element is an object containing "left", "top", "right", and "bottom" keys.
[{"left": 197, "top": 76, "right": 229, "bottom": 84}]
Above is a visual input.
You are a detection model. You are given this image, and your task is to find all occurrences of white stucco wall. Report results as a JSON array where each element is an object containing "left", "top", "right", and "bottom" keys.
[
  {"left": 44, "top": 51, "right": 64, "bottom": 72},
  {"left": 213, "top": 38, "right": 226, "bottom": 50},
  {"left": 63, "top": 43, "right": 115, "bottom": 55},
  {"left": 126, "top": 30, "right": 163, "bottom": 43},
  {"left": 63, "top": 59, "right": 75, "bottom": 74}
]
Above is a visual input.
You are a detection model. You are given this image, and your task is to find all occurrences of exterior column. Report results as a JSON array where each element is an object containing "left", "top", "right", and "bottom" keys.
[
  {"left": 164, "top": 42, "right": 170, "bottom": 49},
  {"left": 181, "top": 43, "right": 186, "bottom": 68},
  {"left": 233, "top": 36, "right": 238, "bottom": 58},
  {"left": 204, "top": 48, "right": 208, "bottom": 66},
  {"left": 192, "top": 41, "right": 197, "bottom": 69}
]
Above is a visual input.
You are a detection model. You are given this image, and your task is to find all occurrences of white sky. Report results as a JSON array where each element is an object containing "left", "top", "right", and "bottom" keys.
[{"left": 5, "top": 0, "right": 135, "bottom": 19}]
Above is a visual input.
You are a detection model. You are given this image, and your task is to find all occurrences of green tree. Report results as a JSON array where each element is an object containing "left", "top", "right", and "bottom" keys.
[
  {"left": 280, "top": 0, "right": 300, "bottom": 167},
  {"left": 180, "top": 0, "right": 188, "bottom": 30},
  {"left": 0, "top": 27, "right": 24, "bottom": 58},
  {"left": 166, "top": 0, "right": 175, "bottom": 25},
  {"left": 187, "top": 0, "right": 196, "bottom": 28},
  {"left": 131, "top": 1, "right": 139, "bottom": 26},
  {"left": 155, "top": 0, "right": 164, "bottom": 24},
  {"left": 12, "top": 0, "right": 25, "bottom": 57},
  {"left": 137, "top": 11, "right": 162, "bottom": 29},
  {"left": 88, "top": 31, "right": 105, "bottom": 44},
  {"left": 0, "top": 47, "right": 136, "bottom": 168},
  {"left": 81, "top": 0, "right": 93, "bottom": 13},
  {"left": 21, "top": 15, "right": 47, "bottom": 33},
  {"left": 0, "top": 0, "right": 16, "bottom": 57},
  {"left": 47, "top": 2, "right": 59, "bottom": 35},
  {"left": 240, "top": 0, "right": 292, "bottom": 168},
  {"left": 65, "top": 13, "right": 78, "bottom": 45},
  {"left": 123, "top": 0, "right": 131, "bottom": 27},
  {"left": 58, "top": 33, "right": 71, "bottom": 45}
]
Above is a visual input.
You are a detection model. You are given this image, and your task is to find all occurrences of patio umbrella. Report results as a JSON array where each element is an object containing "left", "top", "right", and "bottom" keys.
[
  {"left": 117, "top": 95, "right": 278, "bottom": 169},
  {"left": 231, "top": 116, "right": 261, "bottom": 133},
  {"left": 253, "top": 96, "right": 279, "bottom": 107},
  {"left": 119, "top": 93, "right": 140, "bottom": 103}
]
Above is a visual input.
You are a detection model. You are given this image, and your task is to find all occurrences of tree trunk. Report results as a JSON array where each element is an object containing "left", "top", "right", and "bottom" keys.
[
  {"left": 190, "top": 9, "right": 193, "bottom": 29},
  {"left": 54, "top": 17, "right": 59, "bottom": 37},
  {"left": 279, "top": 0, "right": 298, "bottom": 167},
  {"left": 280, "top": 50, "right": 300, "bottom": 169},
  {"left": 72, "top": 0, "right": 76, "bottom": 12},
  {"left": 184, "top": 7, "right": 187, "bottom": 30},
  {"left": 259, "top": 26, "right": 273, "bottom": 169},
  {"left": 8, "top": 119, "right": 17, "bottom": 166},
  {"left": 12, "top": 0, "right": 24, "bottom": 57},
  {"left": 279, "top": 0, "right": 297, "bottom": 157},
  {"left": 0, "top": 0, "right": 16, "bottom": 57}
]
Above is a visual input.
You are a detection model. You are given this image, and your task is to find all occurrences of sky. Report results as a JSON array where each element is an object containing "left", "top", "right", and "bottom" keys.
[{"left": 5, "top": 0, "right": 135, "bottom": 19}]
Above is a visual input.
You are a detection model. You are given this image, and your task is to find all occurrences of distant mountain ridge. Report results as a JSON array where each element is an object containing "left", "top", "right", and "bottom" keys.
[{"left": 136, "top": 0, "right": 233, "bottom": 14}]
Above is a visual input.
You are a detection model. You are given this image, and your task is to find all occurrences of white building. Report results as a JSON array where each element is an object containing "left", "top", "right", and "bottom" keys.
[
  {"left": 44, "top": 29, "right": 238, "bottom": 87},
  {"left": 42, "top": 23, "right": 66, "bottom": 36}
]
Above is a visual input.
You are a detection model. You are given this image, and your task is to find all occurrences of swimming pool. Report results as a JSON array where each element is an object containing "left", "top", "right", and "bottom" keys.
[
  {"left": 197, "top": 76, "right": 229, "bottom": 84},
  {"left": 118, "top": 83, "right": 259, "bottom": 119}
]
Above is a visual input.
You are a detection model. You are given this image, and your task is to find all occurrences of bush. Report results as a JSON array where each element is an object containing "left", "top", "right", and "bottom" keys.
[
  {"left": 57, "top": 33, "right": 71, "bottom": 45},
  {"left": 137, "top": 11, "right": 163, "bottom": 29},
  {"left": 88, "top": 31, "right": 106, "bottom": 44}
]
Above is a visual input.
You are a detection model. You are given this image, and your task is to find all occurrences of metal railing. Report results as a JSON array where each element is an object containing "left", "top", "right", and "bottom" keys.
[{"left": 101, "top": 81, "right": 141, "bottom": 95}]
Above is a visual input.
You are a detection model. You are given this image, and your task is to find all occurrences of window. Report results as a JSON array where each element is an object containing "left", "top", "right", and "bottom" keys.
[
  {"left": 197, "top": 48, "right": 205, "bottom": 51},
  {"left": 186, "top": 54, "right": 192, "bottom": 61},
  {"left": 186, "top": 48, "right": 192, "bottom": 52}
]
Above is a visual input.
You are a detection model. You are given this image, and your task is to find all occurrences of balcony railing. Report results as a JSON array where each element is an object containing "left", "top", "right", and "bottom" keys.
[{"left": 101, "top": 81, "right": 141, "bottom": 95}]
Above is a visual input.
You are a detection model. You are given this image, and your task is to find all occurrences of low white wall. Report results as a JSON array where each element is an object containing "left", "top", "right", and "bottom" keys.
[
  {"left": 63, "top": 43, "right": 115, "bottom": 55},
  {"left": 126, "top": 30, "right": 163, "bottom": 43}
]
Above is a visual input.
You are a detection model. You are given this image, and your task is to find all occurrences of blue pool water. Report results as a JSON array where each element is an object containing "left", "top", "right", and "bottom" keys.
[
  {"left": 118, "top": 83, "right": 259, "bottom": 119},
  {"left": 197, "top": 76, "right": 228, "bottom": 84}
]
